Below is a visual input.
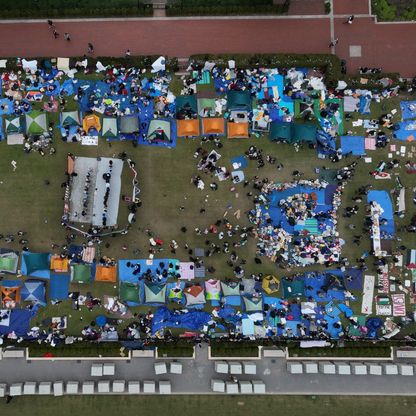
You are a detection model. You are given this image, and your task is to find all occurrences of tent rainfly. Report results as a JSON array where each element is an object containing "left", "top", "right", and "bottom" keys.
[
  {"left": 102, "top": 117, "right": 118, "bottom": 138},
  {"left": 61, "top": 111, "right": 80, "bottom": 127},
  {"left": 25, "top": 110, "right": 47, "bottom": 135},
  {"left": 184, "top": 285, "right": 206, "bottom": 306},
  {"left": 147, "top": 119, "right": 172, "bottom": 143}
]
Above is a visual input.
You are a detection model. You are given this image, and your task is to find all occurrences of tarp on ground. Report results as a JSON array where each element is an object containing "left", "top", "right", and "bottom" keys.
[
  {"left": 201, "top": 117, "right": 225, "bottom": 135},
  {"left": 340, "top": 135, "right": 365, "bottom": 155},
  {"left": 367, "top": 190, "right": 395, "bottom": 235},
  {"left": 21, "top": 252, "right": 51, "bottom": 278},
  {"left": 281, "top": 279, "right": 305, "bottom": 298},
  {"left": 394, "top": 121, "right": 416, "bottom": 142},
  {"left": 49, "top": 273, "right": 70, "bottom": 301},
  {"left": 177, "top": 119, "right": 200, "bottom": 137},
  {"left": 227, "top": 90, "right": 252, "bottom": 111},
  {"left": 101, "top": 117, "right": 118, "bottom": 138},
  {"left": 61, "top": 111, "right": 80, "bottom": 127},
  {"left": 21, "top": 280, "right": 46, "bottom": 306},
  {"left": 147, "top": 118, "right": 172, "bottom": 143},
  {"left": 70, "top": 263, "right": 92, "bottom": 283},
  {"left": 227, "top": 122, "right": 249, "bottom": 139},
  {"left": 119, "top": 114, "right": 139, "bottom": 134},
  {"left": 25, "top": 110, "right": 47, "bottom": 135},
  {"left": 4, "top": 114, "right": 24, "bottom": 134},
  {"left": 175, "top": 95, "right": 197, "bottom": 119},
  {"left": 0, "top": 251, "right": 19, "bottom": 274},
  {"left": 151, "top": 306, "right": 210, "bottom": 334},
  {"left": 243, "top": 295, "right": 263, "bottom": 312},
  {"left": 221, "top": 281, "right": 240, "bottom": 297},
  {"left": 400, "top": 101, "right": 416, "bottom": 120},
  {"left": 184, "top": 285, "right": 206, "bottom": 306},
  {"left": 0, "top": 309, "right": 36, "bottom": 337},
  {"left": 270, "top": 121, "right": 317, "bottom": 144},
  {"left": 144, "top": 282, "right": 166, "bottom": 304},
  {"left": 120, "top": 281, "right": 140, "bottom": 304}
]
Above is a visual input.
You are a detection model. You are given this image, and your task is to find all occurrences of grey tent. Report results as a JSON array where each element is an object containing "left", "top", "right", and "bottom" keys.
[
  {"left": 147, "top": 119, "right": 172, "bottom": 143},
  {"left": 61, "top": 111, "right": 80, "bottom": 127},
  {"left": 119, "top": 115, "right": 139, "bottom": 134},
  {"left": 243, "top": 295, "right": 263, "bottom": 312},
  {"left": 102, "top": 117, "right": 118, "bottom": 138},
  {"left": 221, "top": 281, "right": 240, "bottom": 297}
]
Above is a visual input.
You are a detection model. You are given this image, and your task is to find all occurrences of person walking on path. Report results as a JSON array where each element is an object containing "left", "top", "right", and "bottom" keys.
[
  {"left": 64, "top": 33, "right": 71, "bottom": 41},
  {"left": 53, "top": 29, "right": 59, "bottom": 39},
  {"left": 344, "top": 15, "right": 355, "bottom": 24},
  {"left": 87, "top": 43, "right": 94, "bottom": 54},
  {"left": 47, "top": 20, "right": 55, "bottom": 29},
  {"left": 125, "top": 49, "right": 131, "bottom": 57},
  {"left": 329, "top": 38, "right": 339, "bottom": 47}
]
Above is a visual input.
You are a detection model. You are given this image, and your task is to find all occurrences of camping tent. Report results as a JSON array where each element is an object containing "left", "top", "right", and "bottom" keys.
[
  {"left": 95, "top": 265, "right": 117, "bottom": 283},
  {"left": 50, "top": 255, "right": 69, "bottom": 273},
  {"left": 119, "top": 282, "right": 140, "bottom": 304},
  {"left": 221, "top": 281, "right": 240, "bottom": 297},
  {"left": 21, "top": 280, "right": 46, "bottom": 305},
  {"left": 243, "top": 295, "right": 263, "bottom": 312},
  {"left": 119, "top": 114, "right": 139, "bottom": 134},
  {"left": 205, "top": 279, "right": 221, "bottom": 301},
  {"left": 0, "top": 251, "right": 19, "bottom": 274},
  {"left": 101, "top": 117, "right": 118, "bottom": 139},
  {"left": 4, "top": 114, "right": 24, "bottom": 135},
  {"left": 227, "top": 91, "right": 252, "bottom": 111},
  {"left": 176, "top": 95, "right": 197, "bottom": 119},
  {"left": 1, "top": 282, "right": 21, "bottom": 308},
  {"left": 177, "top": 119, "right": 200, "bottom": 138},
  {"left": 144, "top": 282, "right": 166, "bottom": 304},
  {"left": 147, "top": 119, "right": 172, "bottom": 143},
  {"left": 184, "top": 285, "right": 206, "bottom": 306},
  {"left": 270, "top": 121, "right": 317, "bottom": 144},
  {"left": 201, "top": 118, "right": 225, "bottom": 136},
  {"left": 25, "top": 110, "right": 47, "bottom": 135},
  {"left": 61, "top": 111, "right": 80, "bottom": 127},
  {"left": 262, "top": 275, "right": 280, "bottom": 295},
  {"left": 198, "top": 98, "right": 217, "bottom": 117},
  {"left": 70, "top": 263, "right": 92, "bottom": 283},
  {"left": 21, "top": 252, "right": 50, "bottom": 276},
  {"left": 83, "top": 114, "right": 101, "bottom": 133},
  {"left": 227, "top": 122, "right": 249, "bottom": 139}
]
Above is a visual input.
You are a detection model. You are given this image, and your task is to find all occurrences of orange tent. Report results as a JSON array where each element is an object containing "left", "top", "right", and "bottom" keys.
[
  {"left": 82, "top": 114, "right": 101, "bottom": 133},
  {"left": 227, "top": 122, "right": 249, "bottom": 139},
  {"left": 1, "top": 286, "right": 21, "bottom": 307},
  {"left": 95, "top": 265, "right": 117, "bottom": 282},
  {"left": 177, "top": 119, "right": 200, "bottom": 138},
  {"left": 201, "top": 118, "right": 225, "bottom": 135},
  {"left": 50, "top": 255, "right": 69, "bottom": 273}
]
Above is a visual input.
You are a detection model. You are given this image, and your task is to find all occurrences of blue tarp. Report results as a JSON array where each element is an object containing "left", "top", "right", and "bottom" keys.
[
  {"left": 394, "top": 121, "right": 416, "bottom": 141},
  {"left": 400, "top": 101, "right": 416, "bottom": 120},
  {"left": 359, "top": 95, "right": 371, "bottom": 114},
  {"left": 151, "top": 306, "right": 211, "bottom": 334},
  {"left": 340, "top": 135, "right": 365, "bottom": 155},
  {"left": 0, "top": 309, "right": 36, "bottom": 336},
  {"left": 49, "top": 273, "right": 70, "bottom": 300}
]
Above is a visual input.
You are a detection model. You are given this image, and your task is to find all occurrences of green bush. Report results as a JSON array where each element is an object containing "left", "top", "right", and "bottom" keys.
[
  {"left": 26, "top": 342, "right": 123, "bottom": 357},
  {"left": 288, "top": 346, "right": 391, "bottom": 358},
  {"left": 372, "top": 0, "right": 397, "bottom": 21}
]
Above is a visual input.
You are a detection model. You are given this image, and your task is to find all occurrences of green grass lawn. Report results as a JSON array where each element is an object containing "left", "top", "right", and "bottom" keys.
[
  {"left": 0, "top": 76, "right": 415, "bottom": 338},
  {"left": 1, "top": 395, "right": 416, "bottom": 416}
]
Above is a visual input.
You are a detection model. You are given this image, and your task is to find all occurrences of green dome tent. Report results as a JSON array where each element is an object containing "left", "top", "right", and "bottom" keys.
[
  {"left": 120, "top": 281, "right": 140, "bottom": 304},
  {"left": 70, "top": 263, "right": 92, "bottom": 283},
  {"left": 25, "top": 110, "right": 47, "bottom": 136},
  {"left": 61, "top": 110, "right": 80, "bottom": 127}
]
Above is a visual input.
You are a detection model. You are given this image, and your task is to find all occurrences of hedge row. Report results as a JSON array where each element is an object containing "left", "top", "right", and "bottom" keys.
[
  {"left": 189, "top": 53, "right": 403, "bottom": 91},
  {"left": 0, "top": 6, "right": 152, "bottom": 19},
  {"left": 289, "top": 346, "right": 391, "bottom": 358},
  {"left": 1, "top": 56, "right": 179, "bottom": 72},
  {"left": 166, "top": 5, "right": 288, "bottom": 16},
  {"left": 371, "top": 0, "right": 416, "bottom": 21}
]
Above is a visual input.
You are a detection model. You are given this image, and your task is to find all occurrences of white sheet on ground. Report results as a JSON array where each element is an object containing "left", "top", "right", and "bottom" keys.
[
  {"left": 151, "top": 56, "right": 166, "bottom": 73},
  {"left": 361, "top": 275, "right": 375, "bottom": 314},
  {"left": 22, "top": 59, "right": 38, "bottom": 72}
]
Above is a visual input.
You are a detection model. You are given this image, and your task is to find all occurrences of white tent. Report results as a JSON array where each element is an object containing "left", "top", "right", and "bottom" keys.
[
  {"left": 128, "top": 381, "right": 141, "bottom": 394},
  {"left": 143, "top": 380, "right": 156, "bottom": 393},
  {"left": 383, "top": 363, "right": 398, "bottom": 375},
  {"left": 304, "top": 362, "right": 318, "bottom": 374},
  {"left": 53, "top": 381, "right": 64, "bottom": 397},
  {"left": 239, "top": 381, "right": 253, "bottom": 394},
  {"left": 252, "top": 380, "right": 266, "bottom": 394},
  {"left": 319, "top": 362, "right": 336, "bottom": 375},
  {"left": 112, "top": 380, "right": 125, "bottom": 393},
  {"left": 98, "top": 381, "right": 110, "bottom": 393},
  {"left": 351, "top": 363, "right": 367, "bottom": 375},
  {"left": 368, "top": 363, "right": 382, "bottom": 376},
  {"left": 10, "top": 383, "right": 23, "bottom": 396},
  {"left": 154, "top": 362, "right": 168, "bottom": 375},
  {"left": 211, "top": 379, "right": 225, "bottom": 393},
  {"left": 243, "top": 362, "right": 257, "bottom": 375},
  {"left": 38, "top": 382, "right": 52, "bottom": 395},
  {"left": 336, "top": 362, "right": 351, "bottom": 375},
  {"left": 230, "top": 362, "right": 243, "bottom": 375},
  {"left": 215, "top": 361, "right": 229, "bottom": 374},
  {"left": 82, "top": 381, "right": 95, "bottom": 394},
  {"left": 66, "top": 381, "right": 79, "bottom": 394},
  {"left": 91, "top": 363, "right": 103, "bottom": 377},
  {"left": 170, "top": 362, "right": 183, "bottom": 374},
  {"left": 398, "top": 364, "right": 414, "bottom": 376},
  {"left": 159, "top": 381, "right": 172, "bottom": 394},
  {"left": 226, "top": 382, "right": 239, "bottom": 394},
  {"left": 103, "top": 363, "right": 115, "bottom": 376},
  {"left": 0, "top": 384, "right": 6, "bottom": 397},
  {"left": 23, "top": 382, "right": 37, "bottom": 395},
  {"left": 287, "top": 362, "right": 303, "bottom": 374}
]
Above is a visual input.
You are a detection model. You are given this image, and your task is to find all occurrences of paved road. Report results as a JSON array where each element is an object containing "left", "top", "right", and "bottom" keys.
[
  {"left": 1, "top": 345, "right": 416, "bottom": 395},
  {"left": 0, "top": 0, "right": 415, "bottom": 77}
]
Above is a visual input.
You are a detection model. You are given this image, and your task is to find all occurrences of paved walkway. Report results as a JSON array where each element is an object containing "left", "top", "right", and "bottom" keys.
[
  {"left": 0, "top": 1, "right": 415, "bottom": 77},
  {"left": 1, "top": 346, "right": 416, "bottom": 395}
]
